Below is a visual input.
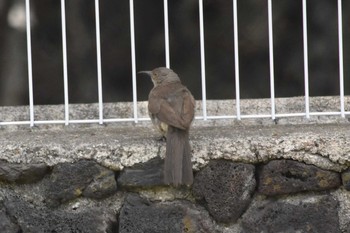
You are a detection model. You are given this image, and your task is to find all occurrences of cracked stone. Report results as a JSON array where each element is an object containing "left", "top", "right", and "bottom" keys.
[
  {"left": 0, "top": 160, "right": 49, "bottom": 184},
  {"left": 341, "top": 169, "right": 350, "bottom": 191},
  {"left": 117, "top": 157, "right": 164, "bottom": 189},
  {"left": 258, "top": 160, "right": 341, "bottom": 196},
  {"left": 45, "top": 160, "right": 117, "bottom": 207},
  {"left": 241, "top": 194, "right": 340, "bottom": 233},
  {"left": 119, "top": 194, "right": 218, "bottom": 233},
  {"left": 192, "top": 160, "right": 256, "bottom": 223},
  {"left": 3, "top": 194, "right": 117, "bottom": 233},
  {"left": 0, "top": 201, "right": 20, "bottom": 233}
]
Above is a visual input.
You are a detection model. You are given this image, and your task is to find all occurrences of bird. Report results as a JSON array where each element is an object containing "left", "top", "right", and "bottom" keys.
[{"left": 139, "top": 67, "right": 195, "bottom": 187}]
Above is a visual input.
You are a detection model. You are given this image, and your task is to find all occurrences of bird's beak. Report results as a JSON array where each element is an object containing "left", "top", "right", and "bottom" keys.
[{"left": 138, "top": 71, "right": 152, "bottom": 77}]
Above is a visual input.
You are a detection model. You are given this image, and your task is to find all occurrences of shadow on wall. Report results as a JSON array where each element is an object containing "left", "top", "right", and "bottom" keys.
[{"left": 0, "top": 0, "right": 349, "bottom": 106}]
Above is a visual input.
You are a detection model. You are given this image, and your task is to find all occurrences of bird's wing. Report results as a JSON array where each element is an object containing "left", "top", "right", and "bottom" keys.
[
  {"left": 152, "top": 98, "right": 187, "bottom": 130},
  {"left": 180, "top": 90, "right": 195, "bottom": 128},
  {"left": 148, "top": 85, "right": 195, "bottom": 130}
]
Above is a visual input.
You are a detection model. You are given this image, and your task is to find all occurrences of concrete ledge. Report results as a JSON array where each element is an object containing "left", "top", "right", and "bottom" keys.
[
  {"left": 0, "top": 96, "right": 350, "bottom": 172},
  {"left": 0, "top": 123, "right": 349, "bottom": 172}
]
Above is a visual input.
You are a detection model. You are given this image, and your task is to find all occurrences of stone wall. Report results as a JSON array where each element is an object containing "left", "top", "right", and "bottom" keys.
[
  {"left": 0, "top": 156, "right": 349, "bottom": 233},
  {"left": 0, "top": 97, "right": 350, "bottom": 232}
]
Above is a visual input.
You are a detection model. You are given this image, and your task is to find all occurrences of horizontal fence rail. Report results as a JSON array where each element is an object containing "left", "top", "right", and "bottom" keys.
[{"left": 0, "top": 0, "right": 348, "bottom": 127}]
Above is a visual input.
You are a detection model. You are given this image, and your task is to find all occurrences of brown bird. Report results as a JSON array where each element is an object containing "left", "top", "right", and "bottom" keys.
[{"left": 139, "top": 67, "right": 195, "bottom": 186}]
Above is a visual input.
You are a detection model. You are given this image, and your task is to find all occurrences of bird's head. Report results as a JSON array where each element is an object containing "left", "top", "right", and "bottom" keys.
[{"left": 138, "top": 67, "right": 180, "bottom": 86}]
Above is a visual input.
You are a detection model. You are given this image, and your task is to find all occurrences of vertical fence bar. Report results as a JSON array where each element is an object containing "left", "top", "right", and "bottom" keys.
[
  {"left": 233, "top": 0, "right": 241, "bottom": 120},
  {"left": 302, "top": 0, "right": 310, "bottom": 118},
  {"left": 199, "top": 0, "right": 207, "bottom": 120},
  {"left": 25, "top": 0, "right": 34, "bottom": 127},
  {"left": 95, "top": 0, "right": 103, "bottom": 124},
  {"left": 163, "top": 0, "right": 170, "bottom": 68},
  {"left": 61, "top": 0, "right": 69, "bottom": 125},
  {"left": 267, "top": 0, "right": 276, "bottom": 120},
  {"left": 130, "top": 0, "right": 138, "bottom": 123},
  {"left": 338, "top": 0, "right": 345, "bottom": 118}
]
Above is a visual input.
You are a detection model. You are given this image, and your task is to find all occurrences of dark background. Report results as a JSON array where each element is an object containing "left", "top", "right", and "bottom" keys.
[{"left": 0, "top": 0, "right": 349, "bottom": 106}]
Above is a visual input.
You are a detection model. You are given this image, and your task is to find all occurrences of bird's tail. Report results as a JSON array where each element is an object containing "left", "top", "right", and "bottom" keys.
[{"left": 164, "top": 126, "right": 193, "bottom": 187}]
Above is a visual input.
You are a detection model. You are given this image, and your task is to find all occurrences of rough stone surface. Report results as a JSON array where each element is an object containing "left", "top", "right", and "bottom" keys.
[
  {"left": 0, "top": 201, "right": 20, "bottom": 233},
  {"left": 83, "top": 170, "right": 118, "bottom": 199},
  {"left": 0, "top": 160, "right": 49, "bottom": 184},
  {"left": 1, "top": 119, "right": 350, "bottom": 173},
  {"left": 3, "top": 194, "right": 117, "bottom": 233},
  {"left": 45, "top": 160, "right": 117, "bottom": 207},
  {"left": 333, "top": 189, "right": 350, "bottom": 233},
  {"left": 119, "top": 194, "right": 218, "bottom": 233},
  {"left": 258, "top": 160, "right": 341, "bottom": 195},
  {"left": 342, "top": 169, "right": 350, "bottom": 191},
  {"left": 119, "top": 194, "right": 182, "bottom": 233},
  {"left": 241, "top": 194, "right": 340, "bottom": 233},
  {"left": 118, "top": 156, "right": 164, "bottom": 189},
  {"left": 193, "top": 160, "right": 256, "bottom": 223}
]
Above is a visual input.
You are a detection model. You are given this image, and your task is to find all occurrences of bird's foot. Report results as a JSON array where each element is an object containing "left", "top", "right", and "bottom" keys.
[{"left": 155, "top": 136, "right": 166, "bottom": 142}]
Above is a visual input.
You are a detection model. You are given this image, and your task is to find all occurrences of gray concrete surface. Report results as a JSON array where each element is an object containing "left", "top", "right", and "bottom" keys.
[{"left": 0, "top": 122, "right": 349, "bottom": 171}]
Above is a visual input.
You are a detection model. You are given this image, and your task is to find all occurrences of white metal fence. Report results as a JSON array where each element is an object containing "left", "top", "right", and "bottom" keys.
[{"left": 0, "top": 0, "right": 348, "bottom": 127}]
